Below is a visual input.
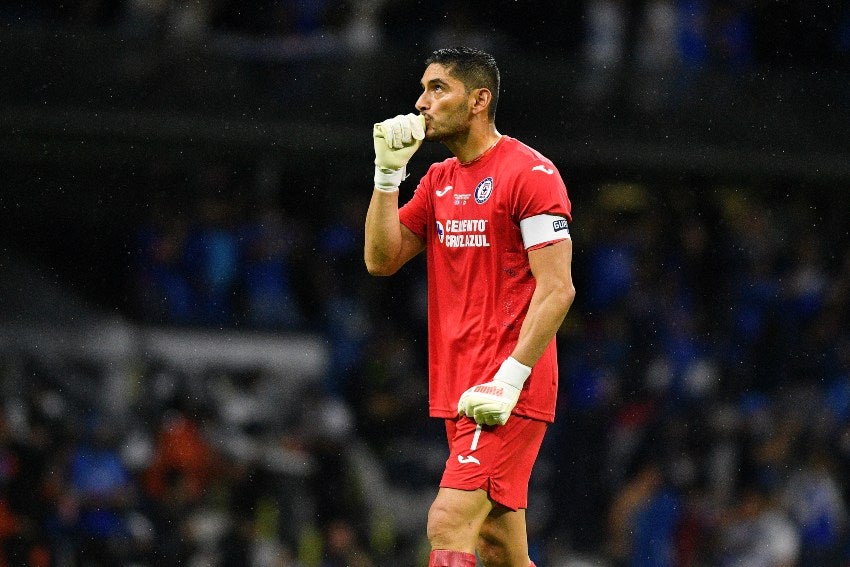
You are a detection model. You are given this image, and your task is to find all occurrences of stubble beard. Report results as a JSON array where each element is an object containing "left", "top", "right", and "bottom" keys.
[{"left": 426, "top": 112, "right": 468, "bottom": 145}]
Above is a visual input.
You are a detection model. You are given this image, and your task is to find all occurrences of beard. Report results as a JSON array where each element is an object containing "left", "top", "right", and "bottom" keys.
[{"left": 425, "top": 112, "right": 470, "bottom": 143}]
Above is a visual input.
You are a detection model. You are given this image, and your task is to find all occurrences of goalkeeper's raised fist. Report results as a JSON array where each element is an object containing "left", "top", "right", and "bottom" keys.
[
  {"left": 373, "top": 113, "right": 426, "bottom": 191},
  {"left": 457, "top": 357, "right": 532, "bottom": 426}
]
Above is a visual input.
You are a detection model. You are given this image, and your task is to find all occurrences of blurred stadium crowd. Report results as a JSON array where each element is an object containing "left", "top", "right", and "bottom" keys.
[
  {"left": 2, "top": 1, "right": 850, "bottom": 567},
  {"left": 3, "top": 0, "right": 850, "bottom": 65}
]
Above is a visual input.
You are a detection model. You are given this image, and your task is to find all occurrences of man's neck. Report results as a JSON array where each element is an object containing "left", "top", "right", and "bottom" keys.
[{"left": 447, "top": 123, "right": 501, "bottom": 164}]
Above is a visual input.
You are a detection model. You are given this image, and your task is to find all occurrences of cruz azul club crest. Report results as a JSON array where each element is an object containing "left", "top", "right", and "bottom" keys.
[{"left": 474, "top": 177, "right": 494, "bottom": 204}]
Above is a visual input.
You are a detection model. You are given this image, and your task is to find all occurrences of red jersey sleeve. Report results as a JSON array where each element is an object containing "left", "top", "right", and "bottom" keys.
[
  {"left": 510, "top": 159, "right": 572, "bottom": 225},
  {"left": 398, "top": 169, "right": 434, "bottom": 240}
]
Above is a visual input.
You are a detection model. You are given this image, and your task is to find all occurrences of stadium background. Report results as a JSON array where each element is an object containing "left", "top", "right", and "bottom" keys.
[{"left": 1, "top": 1, "right": 850, "bottom": 566}]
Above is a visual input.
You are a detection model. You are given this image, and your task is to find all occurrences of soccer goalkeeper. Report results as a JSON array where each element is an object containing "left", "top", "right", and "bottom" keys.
[{"left": 364, "top": 47, "right": 575, "bottom": 567}]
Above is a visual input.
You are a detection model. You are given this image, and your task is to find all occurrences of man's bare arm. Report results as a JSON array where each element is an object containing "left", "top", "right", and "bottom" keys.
[
  {"left": 364, "top": 190, "right": 425, "bottom": 276},
  {"left": 510, "top": 239, "right": 575, "bottom": 366}
]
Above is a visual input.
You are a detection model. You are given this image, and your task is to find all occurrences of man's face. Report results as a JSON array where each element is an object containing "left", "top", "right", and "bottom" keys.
[{"left": 416, "top": 63, "right": 474, "bottom": 142}]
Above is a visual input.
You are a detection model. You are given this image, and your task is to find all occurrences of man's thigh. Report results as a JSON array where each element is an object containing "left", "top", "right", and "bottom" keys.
[{"left": 428, "top": 487, "right": 494, "bottom": 552}]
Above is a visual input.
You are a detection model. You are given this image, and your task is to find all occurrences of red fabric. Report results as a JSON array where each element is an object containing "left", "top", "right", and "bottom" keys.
[
  {"left": 399, "top": 136, "right": 572, "bottom": 423},
  {"left": 441, "top": 415, "right": 546, "bottom": 510},
  {"left": 429, "top": 549, "right": 477, "bottom": 567}
]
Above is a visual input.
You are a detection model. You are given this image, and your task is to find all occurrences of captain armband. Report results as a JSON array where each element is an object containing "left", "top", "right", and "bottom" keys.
[{"left": 519, "top": 214, "right": 571, "bottom": 249}]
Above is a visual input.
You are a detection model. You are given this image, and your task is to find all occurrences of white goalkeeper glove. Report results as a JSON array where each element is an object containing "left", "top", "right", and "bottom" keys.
[
  {"left": 457, "top": 357, "right": 532, "bottom": 426},
  {"left": 373, "top": 113, "right": 426, "bottom": 192}
]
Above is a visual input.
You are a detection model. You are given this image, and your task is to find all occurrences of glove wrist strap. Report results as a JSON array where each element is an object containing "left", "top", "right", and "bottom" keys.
[
  {"left": 374, "top": 165, "right": 406, "bottom": 192},
  {"left": 494, "top": 356, "right": 532, "bottom": 390}
]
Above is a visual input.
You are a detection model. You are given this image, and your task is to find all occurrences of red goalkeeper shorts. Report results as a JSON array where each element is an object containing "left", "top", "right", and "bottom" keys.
[{"left": 440, "top": 414, "right": 547, "bottom": 511}]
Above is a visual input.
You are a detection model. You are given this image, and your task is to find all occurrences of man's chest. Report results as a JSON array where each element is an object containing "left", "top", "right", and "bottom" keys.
[
  {"left": 431, "top": 170, "right": 507, "bottom": 216},
  {"left": 429, "top": 172, "right": 516, "bottom": 250}
]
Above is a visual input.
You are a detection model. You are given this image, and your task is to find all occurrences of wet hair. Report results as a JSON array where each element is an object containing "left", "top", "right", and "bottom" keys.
[{"left": 425, "top": 47, "right": 500, "bottom": 120}]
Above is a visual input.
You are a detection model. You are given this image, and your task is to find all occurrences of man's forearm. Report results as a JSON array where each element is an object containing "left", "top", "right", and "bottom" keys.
[
  {"left": 364, "top": 189, "right": 403, "bottom": 276},
  {"left": 511, "top": 279, "right": 575, "bottom": 367},
  {"left": 510, "top": 239, "right": 575, "bottom": 367}
]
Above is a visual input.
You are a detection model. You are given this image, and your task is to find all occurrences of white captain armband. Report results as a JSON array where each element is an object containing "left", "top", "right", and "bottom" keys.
[{"left": 519, "top": 214, "right": 571, "bottom": 249}]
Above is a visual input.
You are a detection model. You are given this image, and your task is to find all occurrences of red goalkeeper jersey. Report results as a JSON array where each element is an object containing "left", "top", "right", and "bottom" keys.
[{"left": 399, "top": 136, "right": 572, "bottom": 423}]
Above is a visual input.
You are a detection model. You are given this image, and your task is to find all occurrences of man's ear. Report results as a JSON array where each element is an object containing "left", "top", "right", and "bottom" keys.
[{"left": 469, "top": 88, "right": 492, "bottom": 116}]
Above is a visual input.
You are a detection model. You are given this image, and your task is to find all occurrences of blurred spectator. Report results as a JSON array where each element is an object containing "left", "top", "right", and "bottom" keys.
[
  {"left": 312, "top": 201, "right": 373, "bottom": 396},
  {"left": 707, "top": 0, "right": 753, "bottom": 72},
  {"left": 583, "top": 183, "right": 647, "bottom": 312},
  {"left": 677, "top": 0, "right": 711, "bottom": 70},
  {"left": 237, "top": 206, "right": 304, "bottom": 330},
  {"left": 62, "top": 415, "right": 137, "bottom": 565},
  {"left": 716, "top": 484, "right": 800, "bottom": 567},
  {"left": 348, "top": 330, "right": 434, "bottom": 489},
  {"left": 607, "top": 458, "right": 681, "bottom": 567},
  {"left": 144, "top": 407, "right": 218, "bottom": 507},
  {"left": 0, "top": 411, "right": 51, "bottom": 566},
  {"left": 135, "top": 208, "right": 195, "bottom": 325},
  {"left": 141, "top": 404, "right": 223, "bottom": 564},
  {"left": 184, "top": 195, "right": 241, "bottom": 327},
  {"left": 635, "top": 0, "right": 680, "bottom": 71},
  {"left": 783, "top": 444, "right": 848, "bottom": 565},
  {"left": 320, "top": 518, "right": 374, "bottom": 567},
  {"left": 579, "top": 0, "right": 629, "bottom": 102}
]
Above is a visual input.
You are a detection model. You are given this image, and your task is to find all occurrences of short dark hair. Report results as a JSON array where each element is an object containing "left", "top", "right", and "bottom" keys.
[{"left": 425, "top": 47, "right": 500, "bottom": 121}]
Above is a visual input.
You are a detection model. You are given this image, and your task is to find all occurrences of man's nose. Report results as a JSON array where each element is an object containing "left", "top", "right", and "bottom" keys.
[{"left": 415, "top": 93, "right": 428, "bottom": 112}]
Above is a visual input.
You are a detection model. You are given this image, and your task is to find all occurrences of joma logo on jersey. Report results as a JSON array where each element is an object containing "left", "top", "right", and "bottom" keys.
[
  {"left": 458, "top": 454, "right": 481, "bottom": 465},
  {"left": 474, "top": 177, "right": 494, "bottom": 204},
  {"left": 553, "top": 219, "right": 569, "bottom": 232}
]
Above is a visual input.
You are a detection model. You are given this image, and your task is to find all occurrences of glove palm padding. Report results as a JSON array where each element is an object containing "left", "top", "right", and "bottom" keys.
[{"left": 373, "top": 113, "right": 426, "bottom": 171}]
